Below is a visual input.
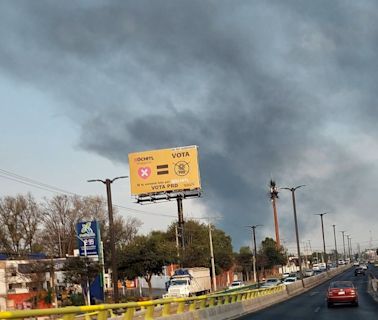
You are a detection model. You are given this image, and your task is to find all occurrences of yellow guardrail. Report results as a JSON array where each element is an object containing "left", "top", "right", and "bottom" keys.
[{"left": 0, "top": 286, "right": 285, "bottom": 320}]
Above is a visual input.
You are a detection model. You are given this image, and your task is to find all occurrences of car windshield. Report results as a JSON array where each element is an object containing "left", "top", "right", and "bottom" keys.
[
  {"left": 285, "top": 278, "right": 295, "bottom": 282},
  {"left": 171, "top": 280, "right": 188, "bottom": 286},
  {"left": 330, "top": 281, "right": 353, "bottom": 289},
  {"left": 266, "top": 279, "right": 278, "bottom": 283},
  {"left": 231, "top": 282, "right": 242, "bottom": 286}
]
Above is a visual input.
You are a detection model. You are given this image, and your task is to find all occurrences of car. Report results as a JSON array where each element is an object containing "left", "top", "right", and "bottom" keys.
[
  {"left": 327, "top": 281, "right": 358, "bottom": 307},
  {"left": 282, "top": 276, "right": 297, "bottom": 285},
  {"left": 303, "top": 269, "right": 314, "bottom": 277},
  {"left": 338, "top": 259, "right": 345, "bottom": 265},
  {"left": 227, "top": 280, "right": 245, "bottom": 290},
  {"left": 288, "top": 271, "right": 300, "bottom": 278},
  {"left": 361, "top": 264, "right": 368, "bottom": 270},
  {"left": 312, "top": 264, "right": 320, "bottom": 271},
  {"left": 261, "top": 278, "right": 282, "bottom": 288},
  {"left": 354, "top": 267, "right": 365, "bottom": 276},
  {"left": 353, "top": 261, "right": 360, "bottom": 266},
  {"left": 282, "top": 272, "right": 290, "bottom": 279}
]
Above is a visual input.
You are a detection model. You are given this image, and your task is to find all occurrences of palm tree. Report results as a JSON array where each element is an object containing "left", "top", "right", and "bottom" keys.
[{"left": 269, "top": 180, "right": 280, "bottom": 248}]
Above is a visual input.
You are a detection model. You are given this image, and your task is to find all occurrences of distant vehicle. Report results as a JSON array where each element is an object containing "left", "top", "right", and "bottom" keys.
[
  {"left": 304, "top": 269, "right": 314, "bottom": 277},
  {"left": 338, "top": 259, "right": 345, "bottom": 265},
  {"left": 288, "top": 271, "right": 301, "bottom": 278},
  {"left": 282, "top": 272, "right": 290, "bottom": 279},
  {"left": 361, "top": 264, "right": 368, "bottom": 270},
  {"left": 282, "top": 277, "right": 297, "bottom": 285},
  {"left": 227, "top": 280, "right": 245, "bottom": 290},
  {"left": 327, "top": 281, "right": 358, "bottom": 307},
  {"left": 318, "top": 262, "right": 327, "bottom": 270},
  {"left": 261, "top": 278, "right": 282, "bottom": 288},
  {"left": 163, "top": 267, "right": 211, "bottom": 298},
  {"left": 312, "top": 264, "right": 320, "bottom": 271},
  {"left": 353, "top": 261, "right": 360, "bottom": 266},
  {"left": 354, "top": 267, "right": 365, "bottom": 276}
]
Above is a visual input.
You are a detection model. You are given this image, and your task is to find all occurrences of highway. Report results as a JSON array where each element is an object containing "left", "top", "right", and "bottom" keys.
[{"left": 240, "top": 265, "right": 378, "bottom": 320}]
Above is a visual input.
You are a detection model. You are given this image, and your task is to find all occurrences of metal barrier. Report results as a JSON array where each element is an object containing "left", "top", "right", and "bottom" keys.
[{"left": 0, "top": 286, "right": 285, "bottom": 320}]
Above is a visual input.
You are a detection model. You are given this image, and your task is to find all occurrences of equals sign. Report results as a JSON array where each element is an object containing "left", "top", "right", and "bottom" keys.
[{"left": 157, "top": 164, "right": 169, "bottom": 175}]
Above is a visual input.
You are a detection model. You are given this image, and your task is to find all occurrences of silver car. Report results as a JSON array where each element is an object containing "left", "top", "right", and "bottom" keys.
[{"left": 261, "top": 278, "right": 282, "bottom": 288}]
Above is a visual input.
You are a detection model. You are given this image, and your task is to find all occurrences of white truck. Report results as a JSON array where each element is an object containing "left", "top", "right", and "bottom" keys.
[{"left": 164, "top": 267, "right": 211, "bottom": 298}]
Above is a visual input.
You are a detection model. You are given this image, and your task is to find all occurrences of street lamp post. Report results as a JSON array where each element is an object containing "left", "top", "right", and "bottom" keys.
[
  {"left": 340, "top": 230, "right": 346, "bottom": 262},
  {"left": 332, "top": 225, "right": 338, "bottom": 267},
  {"left": 314, "top": 213, "right": 327, "bottom": 263},
  {"left": 282, "top": 185, "right": 305, "bottom": 281},
  {"left": 246, "top": 225, "right": 262, "bottom": 288},
  {"left": 88, "top": 175, "right": 128, "bottom": 303},
  {"left": 347, "top": 236, "right": 352, "bottom": 261}
]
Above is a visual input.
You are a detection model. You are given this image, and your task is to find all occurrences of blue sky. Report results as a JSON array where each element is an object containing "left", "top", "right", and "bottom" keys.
[{"left": 1, "top": 1, "right": 378, "bottom": 255}]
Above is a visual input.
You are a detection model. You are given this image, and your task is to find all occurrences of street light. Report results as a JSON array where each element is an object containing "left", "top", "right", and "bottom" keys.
[
  {"left": 246, "top": 225, "right": 262, "bottom": 288},
  {"left": 314, "top": 213, "right": 327, "bottom": 263},
  {"left": 340, "top": 230, "right": 346, "bottom": 262},
  {"left": 347, "top": 235, "right": 352, "bottom": 261},
  {"left": 88, "top": 175, "right": 128, "bottom": 303},
  {"left": 281, "top": 185, "right": 305, "bottom": 281},
  {"left": 332, "top": 225, "right": 338, "bottom": 267}
]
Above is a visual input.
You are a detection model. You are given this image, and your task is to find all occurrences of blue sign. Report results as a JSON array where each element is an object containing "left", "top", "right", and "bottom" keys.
[{"left": 76, "top": 220, "right": 101, "bottom": 256}]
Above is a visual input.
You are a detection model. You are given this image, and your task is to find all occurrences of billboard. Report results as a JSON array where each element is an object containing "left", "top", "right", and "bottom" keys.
[
  {"left": 128, "top": 145, "right": 201, "bottom": 196},
  {"left": 76, "top": 220, "right": 101, "bottom": 256}
]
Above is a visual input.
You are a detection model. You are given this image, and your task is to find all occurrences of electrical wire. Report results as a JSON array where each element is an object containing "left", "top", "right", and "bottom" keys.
[{"left": 0, "top": 168, "right": 178, "bottom": 219}]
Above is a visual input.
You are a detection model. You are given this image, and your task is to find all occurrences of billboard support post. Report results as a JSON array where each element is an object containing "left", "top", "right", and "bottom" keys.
[{"left": 177, "top": 196, "right": 185, "bottom": 250}]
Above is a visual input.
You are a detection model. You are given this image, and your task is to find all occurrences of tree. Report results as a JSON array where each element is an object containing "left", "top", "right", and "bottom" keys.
[
  {"left": 165, "top": 220, "right": 234, "bottom": 273},
  {"left": 41, "top": 194, "right": 142, "bottom": 263},
  {"left": 0, "top": 194, "right": 42, "bottom": 255},
  {"left": 63, "top": 256, "right": 101, "bottom": 305},
  {"left": 258, "top": 237, "right": 287, "bottom": 270},
  {"left": 118, "top": 232, "right": 175, "bottom": 297},
  {"left": 234, "top": 247, "right": 253, "bottom": 281}
]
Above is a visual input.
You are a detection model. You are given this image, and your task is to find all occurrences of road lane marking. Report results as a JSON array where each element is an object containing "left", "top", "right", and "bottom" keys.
[{"left": 314, "top": 307, "right": 320, "bottom": 313}]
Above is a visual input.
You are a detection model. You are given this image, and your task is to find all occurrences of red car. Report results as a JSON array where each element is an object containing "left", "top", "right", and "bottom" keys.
[{"left": 327, "top": 281, "right": 358, "bottom": 307}]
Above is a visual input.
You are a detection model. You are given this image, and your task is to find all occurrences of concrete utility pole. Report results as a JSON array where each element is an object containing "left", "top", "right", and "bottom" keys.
[
  {"left": 332, "top": 225, "right": 338, "bottom": 267},
  {"left": 340, "top": 230, "right": 346, "bottom": 262},
  {"left": 88, "top": 175, "right": 128, "bottom": 303},
  {"left": 246, "top": 225, "right": 262, "bottom": 287},
  {"left": 282, "top": 185, "right": 305, "bottom": 281},
  {"left": 315, "top": 213, "right": 327, "bottom": 263},
  {"left": 208, "top": 223, "right": 217, "bottom": 291}
]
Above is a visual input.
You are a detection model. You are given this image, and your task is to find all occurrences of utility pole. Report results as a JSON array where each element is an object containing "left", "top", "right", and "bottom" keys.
[
  {"left": 332, "top": 225, "right": 338, "bottom": 267},
  {"left": 208, "top": 223, "right": 217, "bottom": 292},
  {"left": 282, "top": 185, "right": 305, "bottom": 281},
  {"left": 314, "top": 213, "right": 327, "bottom": 263},
  {"left": 88, "top": 175, "right": 128, "bottom": 303},
  {"left": 340, "top": 230, "right": 346, "bottom": 262},
  {"left": 246, "top": 225, "right": 262, "bottom": 287}
]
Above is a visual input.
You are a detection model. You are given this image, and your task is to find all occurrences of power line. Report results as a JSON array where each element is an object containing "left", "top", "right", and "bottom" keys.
[{"left": 0, "top": 168, "right": 178, "bottom": 219}]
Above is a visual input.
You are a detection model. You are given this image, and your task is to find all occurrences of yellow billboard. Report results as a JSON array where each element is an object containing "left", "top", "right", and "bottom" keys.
[{"left": 128, "top": 146, "right": 201, "bottom": 196}]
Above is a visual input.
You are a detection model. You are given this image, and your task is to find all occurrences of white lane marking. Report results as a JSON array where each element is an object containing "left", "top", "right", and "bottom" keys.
[
  {"left": 309, "top": 291, "right": 319, "bottom": 296},
  {"left": 314, "top": 307, "right": 320, "bottom": 313}
]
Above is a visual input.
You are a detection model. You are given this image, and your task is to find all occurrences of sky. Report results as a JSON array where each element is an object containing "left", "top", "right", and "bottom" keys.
[{"left": 1, "top": 0, "right": 378, "bottom": 255}]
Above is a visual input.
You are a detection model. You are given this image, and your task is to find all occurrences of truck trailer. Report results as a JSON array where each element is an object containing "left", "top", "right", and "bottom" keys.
[{"left": 164, "top": 267, "right": 211, "bottom": 298}]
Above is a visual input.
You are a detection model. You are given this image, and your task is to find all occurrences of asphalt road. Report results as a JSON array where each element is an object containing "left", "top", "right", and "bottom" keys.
[{"left": 240, "top": 264, "right": 378, "bottom": 320}]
